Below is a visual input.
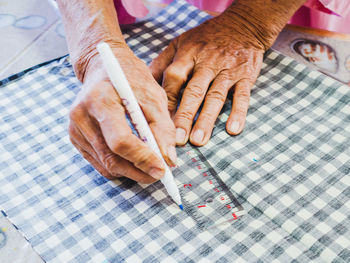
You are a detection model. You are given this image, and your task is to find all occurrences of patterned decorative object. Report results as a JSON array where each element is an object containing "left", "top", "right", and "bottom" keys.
[
  {"left": 292, "top": 39, "right": 338, "bottom": 73},
  {"left": 0, "top": 1, "right": 349, "bottom": 262}
]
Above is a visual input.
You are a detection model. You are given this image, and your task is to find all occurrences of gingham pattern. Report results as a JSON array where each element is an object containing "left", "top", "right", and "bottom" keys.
[
  {"left": 174, "top": 146, "right": 246, "bottom": 230},
  {"left": 1, "top": 0, "right": 350, "bottom": 262}
]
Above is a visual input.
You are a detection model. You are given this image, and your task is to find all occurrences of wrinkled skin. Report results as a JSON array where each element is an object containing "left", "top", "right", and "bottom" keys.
[
  {"left": 58, "top": 0, "right": 306, "bottom": 183},
  {"left": 151, "top": 13, "right": 264, "bottom": 146},
  {"left": 69, "top": 45, "right": 176, "bottom": 183}
]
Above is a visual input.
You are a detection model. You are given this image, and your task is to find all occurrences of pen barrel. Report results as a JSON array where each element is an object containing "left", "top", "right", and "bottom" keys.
[
  {"left": 161, "top": 167, "right": 182, "bottom": 204},
  {"left": 97, "top": 42, "right": 182, "bottom": 206}
]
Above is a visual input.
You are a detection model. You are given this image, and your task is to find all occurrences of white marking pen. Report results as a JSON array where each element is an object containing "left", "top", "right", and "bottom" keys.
[{"left": 97, "top": 42, "right": 183, "bottom": 210}]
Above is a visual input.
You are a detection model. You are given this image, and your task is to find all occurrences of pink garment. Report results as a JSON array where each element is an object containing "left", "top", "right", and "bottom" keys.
[{"left": 115, "top": 0, "right": 350, "bottom": 34}]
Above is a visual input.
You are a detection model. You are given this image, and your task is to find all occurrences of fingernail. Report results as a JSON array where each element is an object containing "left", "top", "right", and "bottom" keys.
[
  {"left": 230, "top": 121, "right": 240, "bottom": 134},
  {"left": 176, "top": 128, "right": 186, "bottom": 144},
  {"left": 192, "top": 129, "right": 204, "bottom": 144},
  {"left": 149, "top": 168, "right": 164, "bottom": 179},
  {"left": 167, "top": 146, "right": 177, "bottom": 165}
]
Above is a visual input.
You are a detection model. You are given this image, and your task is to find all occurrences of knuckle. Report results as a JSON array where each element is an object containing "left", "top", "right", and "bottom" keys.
[
  {"left": 164, "top": 66, "right": 186, "bottom": 83},
  {"left": 206, "top": 89, "right": 227, "bottom": 103},
  {"left": 167, "top": 93, "right": 178, "bottom": 108},
  {"left": 102, "top": 153, "right": 119, "bottom": 173},
  {"left": 109, "top": 135, "right": 130, "bottom": 154},
  {"left": 186, "top": 84, "right": 205, "bottom": 99},
  {"left": 176, "top": 110, "right": 194, "bottom": 122},
  {"left": 69, "top": 105, "right": 84, "bottom": 122},
  {"left": 235, "top": 88, "right": 251, "bottom": 102},
  {"left": 133, "top": 150, "right": 156, "bottom": 170},
  {"left": 198, "top": 110, "right": 216, "bottom": 121}
]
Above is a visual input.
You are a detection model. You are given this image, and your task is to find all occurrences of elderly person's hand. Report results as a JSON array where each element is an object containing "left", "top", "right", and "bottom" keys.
[
  {"left": 151, "top": 0, "right": 306, "bottom": 146},
  {"left": 58, "top": 0, "right": 305, "bottom": 182},
  {"left": 69, "top": 44, "right": 176, "bottom": 183},
  {"left": 57, "top": 0, "right": 176, "bottom": 183}
]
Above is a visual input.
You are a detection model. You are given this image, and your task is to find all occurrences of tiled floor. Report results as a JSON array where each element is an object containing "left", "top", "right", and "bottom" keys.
[
  {"left": 0, "top": 0, "right": 67, "bottom": 79},
  {"left": 0, "top": 211, "right": 43, "bottom": 263}
]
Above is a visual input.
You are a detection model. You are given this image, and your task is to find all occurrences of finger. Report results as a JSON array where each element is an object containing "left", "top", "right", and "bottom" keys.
[
  {"left": 73, "top": 138, "right": 156, "bottom": 183},
  {"left": 162, "top": 57, "right": 194, "bottom": 115},
  {"left": 137, "top": 86, "right": 178, "bottom": 166},
  {"left": 70, "top": 121, "right": 157, "bottom": 183},
  {"left": 69, "top": 122, "right": 116, "bottom": 179},
  {"left": 150, "top": 41, "right": 177, "bottom": 83},
  {"left": 226, "top": 79, "right": 253, "bottom": 135},
  {"left": 190, "top": 75, "right": 234, "bottom": 146},
  {"left": 83, "top": 82, "right": 166, "bottom": 179},
  {"left": 70, "top": 134, "right": 114, "bottom": 180},
  {"left": 174, "top": 68, "right": 215, "bottom": 145}
]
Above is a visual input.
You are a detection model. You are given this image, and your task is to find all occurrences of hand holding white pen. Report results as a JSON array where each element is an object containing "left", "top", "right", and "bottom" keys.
[
  {"left": 68, "top": 41, "right": 178, "bottom": 184},
  {"left": 97, "top": 42, "right": 183, "bottom": 209}
]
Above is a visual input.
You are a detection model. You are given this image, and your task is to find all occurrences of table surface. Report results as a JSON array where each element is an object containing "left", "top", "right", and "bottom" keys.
[{"left": 0, "top": 1, "right": 349, "bottom": 262}]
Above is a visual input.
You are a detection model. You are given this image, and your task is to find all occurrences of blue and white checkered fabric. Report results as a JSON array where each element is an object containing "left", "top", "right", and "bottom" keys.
[{"left": 1, "top": 0, "right": 350, "bottom": 262}]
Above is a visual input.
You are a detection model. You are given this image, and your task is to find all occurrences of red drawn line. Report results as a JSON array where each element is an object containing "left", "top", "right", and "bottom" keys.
[
  {"left": 197, "top": 205, "right": 206, "bottom": 208},
  {"left": 232, "top": 213, "right": 238, "bottom": 220}
]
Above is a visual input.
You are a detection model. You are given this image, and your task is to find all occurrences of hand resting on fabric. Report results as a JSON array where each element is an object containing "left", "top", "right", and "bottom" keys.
[
  {"left": 150, "top": 13, "right": 264, "bottom": 146},
  {"left": 150, "top": 0, "right": 307, "bottom": 146},
  {"left": 57, "top": 0, "right": 306, "bottom": 182}
]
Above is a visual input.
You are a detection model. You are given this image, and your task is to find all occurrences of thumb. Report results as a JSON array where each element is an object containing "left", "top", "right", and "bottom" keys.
[{"left": 139, "top": 85, "right": 177, "bottom": 167}]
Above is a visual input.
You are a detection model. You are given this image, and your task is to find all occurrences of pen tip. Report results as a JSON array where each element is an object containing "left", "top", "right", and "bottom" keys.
[{"left": 179, "top": 204, "right": 184, "bottom": 210}]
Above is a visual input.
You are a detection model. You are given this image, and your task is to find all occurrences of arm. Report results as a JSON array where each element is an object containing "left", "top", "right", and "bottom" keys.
[
  {"left": 57, "top": 0, "right": 177, "bottom": 182},
  {"left": 151, "top": 0, "right": 306, "bottom": 146},
  {"left": 57, "top": 0, "right": 124, "bottom": 82},
  {"left": 225, "top": 0, "right": 308, "bottom": 51}
]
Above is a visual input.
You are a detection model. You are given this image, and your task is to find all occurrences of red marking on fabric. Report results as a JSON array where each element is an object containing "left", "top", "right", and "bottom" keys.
[
  {"left": 191, "top": 158, "right": 197, "bottom": 162},
  {"left": 184, "top": 184, "right": 192, "bottom": 188},
  {"left": 220, "top": 196, "right": 225, "bottom": 201},
  {"left": 197, "top": 165, "right": 202, "bottom": 169},
  {"left": 209, "top": 180, "right": 213, "bottom": 184},
  {"left": 214, "top": 188, "right": 220, "bottom": 192},
  {"left": 226, "top": 204, "right": 231, "bottom": 209},
  {"left": 197, "top": 205, "right": 206, "bottom": 208},
  {"left": 232, "top": 213, "right": 238, "bottom": 220},
  {"left": 203, "top": 172, "right": 208, "bottom": 177}
]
